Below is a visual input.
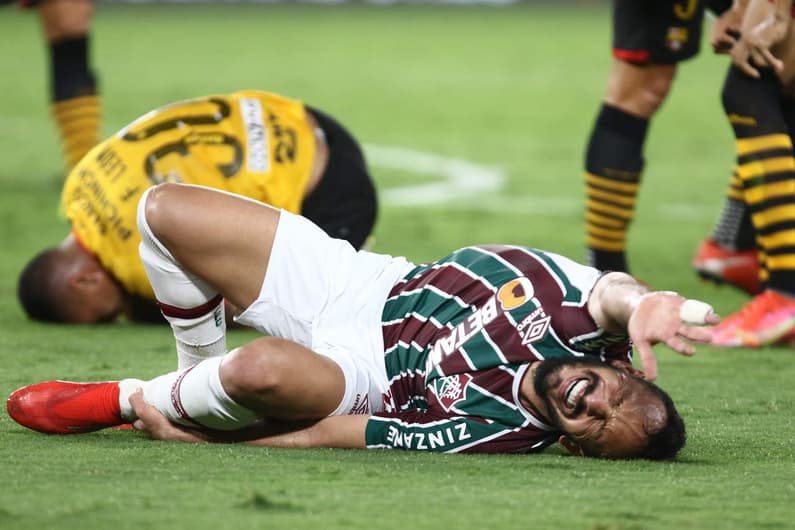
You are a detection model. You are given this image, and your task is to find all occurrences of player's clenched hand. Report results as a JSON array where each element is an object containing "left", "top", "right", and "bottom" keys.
[
  {"left": 627, "top": 292, "right": 719, "bottom": 381},
  {"left": 130, "top": 389, "right": 211, "bottom": 443}
]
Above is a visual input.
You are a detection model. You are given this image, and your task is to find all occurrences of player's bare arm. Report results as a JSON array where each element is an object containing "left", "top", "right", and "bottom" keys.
[
  {"left": 587, "top": 273, "right": 719, "bottom": 381},
  {"left": 130, "top": 390, "right": 368, "bottom": 448}
]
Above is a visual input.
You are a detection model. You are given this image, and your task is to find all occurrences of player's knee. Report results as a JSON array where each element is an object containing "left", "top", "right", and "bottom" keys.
[
  {"left": 40, "top": 0, "right": 93, "bottom": 41},
  {"left": 608, "top": 65, "right": 675, "bottom": 117},
  {"left": 219, "top": 338, "right": 292, "bottom": 400},
  {"left": 142, "top": 183, "right": 181, "bottom": 237}
]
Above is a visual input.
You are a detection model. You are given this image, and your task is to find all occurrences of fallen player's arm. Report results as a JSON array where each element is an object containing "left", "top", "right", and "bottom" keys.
[
  {"left": 129, "top": 390, "right": 367, "bottom": 448},
  {"left": 587, "top": 272, "right": 719, "bottom": 381}
]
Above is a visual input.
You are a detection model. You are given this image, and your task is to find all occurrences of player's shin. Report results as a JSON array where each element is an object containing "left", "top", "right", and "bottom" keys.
[
  {"left": 137, "top": 188, "right": 227, "bottom": 370},
  {"left": 119, "top": 357, "right": 258, "bottom": 430}
]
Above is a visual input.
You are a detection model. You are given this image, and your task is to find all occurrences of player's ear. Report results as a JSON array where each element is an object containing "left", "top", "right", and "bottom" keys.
[{"left": 559, "top": 435, "right": 585, "bottom": 457}]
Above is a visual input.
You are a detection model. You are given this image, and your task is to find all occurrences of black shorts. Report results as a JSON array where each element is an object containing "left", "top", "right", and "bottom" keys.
[
  {"left": 612, "top": 0, "right": 728, "bottom": 65},
  {"left": 0, "top": 0, "right": 40, "bottom": 7},
  {"left": 302, "top": 107, "right": 377, "bottom": 250}
]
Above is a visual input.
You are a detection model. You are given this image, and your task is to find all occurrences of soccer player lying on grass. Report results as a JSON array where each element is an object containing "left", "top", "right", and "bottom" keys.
[
  {"left": 7, "top": 184, "right": 719, "bottom": 459},
  {"left": 17, "top": 90, "right": 377, "bottom": 324}
]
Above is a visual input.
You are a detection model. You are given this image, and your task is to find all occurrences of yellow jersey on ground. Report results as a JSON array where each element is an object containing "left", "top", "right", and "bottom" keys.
[{"left": 63, "top": 90, "right": 317, "bottom": 300}]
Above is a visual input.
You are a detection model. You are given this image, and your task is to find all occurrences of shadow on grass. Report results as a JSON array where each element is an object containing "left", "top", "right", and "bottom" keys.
[{"left": 237, "top": 492, "right": 303, "bottom": 513}]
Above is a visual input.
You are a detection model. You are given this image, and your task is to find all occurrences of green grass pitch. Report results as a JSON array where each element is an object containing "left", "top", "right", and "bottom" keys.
[{"left": 1, "top": 3, "right": 794, "bottom": 529}]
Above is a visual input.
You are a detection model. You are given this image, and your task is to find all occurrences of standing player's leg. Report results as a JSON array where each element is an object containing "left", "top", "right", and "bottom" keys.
[
  {"left": 710, "top": 66, "right": 795, "bottom": 346},
  {"left": 585, "top": 0, "right": 706, "bottom": 272},
  {"left": 584, "top": 59, "right": 672, "bottom": 272},
  {"left": 692, "top": 66, "right": 763, "bottom": 296},
  {"left": 38, "top": 0, "right": 101, "bottom": 172}
]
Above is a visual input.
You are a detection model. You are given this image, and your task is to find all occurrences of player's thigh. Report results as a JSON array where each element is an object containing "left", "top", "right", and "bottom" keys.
[
  {"left": 38, "top": 0, "right": 93, "bottom": 41},
  {"left": 220, "top": 336, "right": 346, "bottom": 420},
  {"left": 143, "top": 182, "right": 279, "bottom": 309}
]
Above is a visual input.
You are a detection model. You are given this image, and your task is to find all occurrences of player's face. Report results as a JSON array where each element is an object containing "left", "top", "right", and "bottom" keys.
[
  {"left": 534, "top": 358, "right": 664, "bottom": 459},
  {"left": 63, "top": 271, "right": 125, "bottom": 324}
]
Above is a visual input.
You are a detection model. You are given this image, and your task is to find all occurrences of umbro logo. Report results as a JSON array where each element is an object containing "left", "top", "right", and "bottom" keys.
[{"left": 517, "top": 307, "right": 551, "bottom": 345}]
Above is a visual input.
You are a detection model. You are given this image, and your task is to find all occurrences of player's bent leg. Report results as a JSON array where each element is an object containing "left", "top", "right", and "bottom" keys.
[
  {"left": 138, "top": 188, "right": 227, "bottom": 369},
  {"left": 219, "top": 337, "right": 346, "bottom": 421},
  {"left": 142, "top": 183, "right": 279, "bottom": 311}
]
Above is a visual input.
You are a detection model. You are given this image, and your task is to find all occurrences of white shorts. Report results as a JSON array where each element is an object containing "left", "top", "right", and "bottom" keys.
[{"left": 234, "top": 210, "right": 413, "bottom": 416}]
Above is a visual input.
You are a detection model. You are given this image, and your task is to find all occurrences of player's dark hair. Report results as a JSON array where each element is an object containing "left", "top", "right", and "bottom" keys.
[
  {"left": 17, "top": 248, "right": 68, "bottom": 323},
  {"left": 637, "top": 380, "right": 686, "bottom": 460}
]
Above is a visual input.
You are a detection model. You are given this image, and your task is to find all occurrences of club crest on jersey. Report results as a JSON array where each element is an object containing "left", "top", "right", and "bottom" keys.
[
  {"left": 435, "top": 374, "right": 473, "bottom": 413},
  {"left": 517, "top": 307, "right": 551, "bottom": 345},
  {"left": 497, "top": 277, "right": 534, "bottom": 311},
  {"left": 666, "top": 27, "right": 688, "bottom": 51}
]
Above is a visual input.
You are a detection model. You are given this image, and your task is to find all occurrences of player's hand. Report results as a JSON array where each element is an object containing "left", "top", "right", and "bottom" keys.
[
  {"left": 130, "top": 389, "right": 211, "bottom": 443},
  {"left": 711, "top": 8, "right": 742, "bottom": 53},
  {"left": 627, "top": 292, "right": 720, "bottom": 381},
  {"left": 732, "top": 13, "right": 787, "bottom": 77}
]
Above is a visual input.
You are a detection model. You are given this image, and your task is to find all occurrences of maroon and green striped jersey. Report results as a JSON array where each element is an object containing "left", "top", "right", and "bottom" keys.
[{"left": 365, "top": 245, "right": 632, "bottom": 454}]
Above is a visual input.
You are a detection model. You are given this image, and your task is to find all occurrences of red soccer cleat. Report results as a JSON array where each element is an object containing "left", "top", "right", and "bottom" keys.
[
  {"left": 777, "top": 326, "right": 795, "bottom": 347},
  {"left": 710, "top": 290, "right": 795, "bottom": 347},
  {"left": 692, "top": 239, "right": 761, "bottom": 296},
  {"left": 7, "top": 380, "right": 123, "bottom": 434}
]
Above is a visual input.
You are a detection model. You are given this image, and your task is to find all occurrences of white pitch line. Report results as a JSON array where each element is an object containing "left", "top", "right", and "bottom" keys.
[
  {"left": 365, "top": 143, "right": 716, "bottom": 221},
  {"left": 364, "top": 143, "right": 506, "bottom": 205}
]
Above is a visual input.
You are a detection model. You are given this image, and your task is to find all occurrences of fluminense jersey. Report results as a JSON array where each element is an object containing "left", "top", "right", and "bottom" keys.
[
  {"left": 63, "top": 90, "right": 317, "bottom": 299},
  {"left": 365, "top": 245, "right": 632, "bottom": 454}
]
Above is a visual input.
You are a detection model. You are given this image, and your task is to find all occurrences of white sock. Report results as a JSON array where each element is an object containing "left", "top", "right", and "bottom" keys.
[
  {"left": 137, "top": 187, "right": 227, "bottom": 370},
  {"left": 119, "top": 357, "right": 258, "bottom": 430}
]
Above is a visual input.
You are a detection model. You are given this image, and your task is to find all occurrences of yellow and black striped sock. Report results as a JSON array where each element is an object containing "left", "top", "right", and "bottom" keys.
[
  {"left": 721, "top": 66, "right": 795, "bottom": 294},
  {"left": 739, "top": 132, "right": 795, "bottom": 293},
  {"left": 49, "top": 36, "right": 101, "bottom": 172},
  {"left": 584, "top": 104, "right": 647, "bottom": 272},
  {"left": 52, "top": 94, "right": 100, "bottom": 170}
]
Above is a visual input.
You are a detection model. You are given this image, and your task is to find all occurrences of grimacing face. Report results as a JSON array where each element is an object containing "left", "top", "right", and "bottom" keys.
[{"left": 533, "top": 358, "right": 666, "bottom": 459}]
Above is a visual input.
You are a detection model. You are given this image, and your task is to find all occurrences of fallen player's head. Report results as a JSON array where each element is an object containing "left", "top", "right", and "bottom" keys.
[
  {"left": 532, "top": 357, "right": 685, "bottom": 460},
  {"left": 18, "top": 244, "right": 124, "bottom": 324}
]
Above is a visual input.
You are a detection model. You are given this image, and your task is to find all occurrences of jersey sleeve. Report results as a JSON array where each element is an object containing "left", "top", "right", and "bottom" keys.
[{"left": 365, "top": 411, "right": 554, "bottom": 454}]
